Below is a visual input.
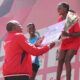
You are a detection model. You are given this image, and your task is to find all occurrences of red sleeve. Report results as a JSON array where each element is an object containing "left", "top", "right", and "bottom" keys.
[
  {"left": 73, "top": 22, "right": 80, "bottom": 32},
  {"left": 16, "top": 34, "right": 50, "bottom": 56}
]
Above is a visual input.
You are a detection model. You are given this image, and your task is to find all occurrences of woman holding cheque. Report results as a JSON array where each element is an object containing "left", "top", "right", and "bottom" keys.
[{"left": 56, "top": 2, "right": 80, "bottom": 80}]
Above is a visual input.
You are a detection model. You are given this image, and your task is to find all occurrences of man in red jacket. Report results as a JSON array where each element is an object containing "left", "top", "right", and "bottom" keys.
[{"left": 3, "top": 20, "right": 55, "bottom": 80}]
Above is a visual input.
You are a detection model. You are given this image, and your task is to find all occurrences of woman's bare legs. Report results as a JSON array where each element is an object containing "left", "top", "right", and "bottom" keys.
[
  {"left": 65, "top": 49, "right": 76, "bottom": 80},
  {"left": 56, "top": 50, "right": 66, "bottom": 80}
]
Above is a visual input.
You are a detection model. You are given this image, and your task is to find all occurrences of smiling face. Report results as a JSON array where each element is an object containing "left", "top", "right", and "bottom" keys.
[
  {"left": 57, "top": 5, "right": 67, "bottom": 16},
  {"left": 27, "top": 24, "right": 36, "bottom": 36},
  {"left": 57, "top": 3, "right": 69, "bottom": 16},
  {"left": 57, "top": 5, "right": 66, "bottom": 15}
]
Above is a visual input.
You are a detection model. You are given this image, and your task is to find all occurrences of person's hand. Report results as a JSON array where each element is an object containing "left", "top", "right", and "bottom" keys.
[
  {"left": 49, "top": 42, "right": 55, "bottom": 49},
  {"left": 61, "top": 31, "right": 69, "bottom": 37},
  {"left": 61, "top": 31, "right": 70, "bottom": 39},
  {"left": 34, "top": 39, "right": 42, "bottom": 47},
  {"left": 34, "top": 36, "right": 44, "bottom": 47}
]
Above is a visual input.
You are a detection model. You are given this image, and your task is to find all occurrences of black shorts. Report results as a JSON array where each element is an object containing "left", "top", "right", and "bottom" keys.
[{"left": 32, "top": 63, "right": 39, "bottom": 72}]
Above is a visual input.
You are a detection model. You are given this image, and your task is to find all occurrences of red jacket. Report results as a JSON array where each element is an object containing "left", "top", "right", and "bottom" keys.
[{"left": 3, "top": 31, "right": 49, "bottom": 77}]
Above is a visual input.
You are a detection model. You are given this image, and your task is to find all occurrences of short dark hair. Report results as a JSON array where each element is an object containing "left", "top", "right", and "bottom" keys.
[
  {"left": 6, "top": 20, "right": 20, "bottom": 31},
  {"left": 58, "top": 2, "right": 69, "bottom": 12},
  {"left": 27, "top": 23, "right": 35, "bottom": 28}
]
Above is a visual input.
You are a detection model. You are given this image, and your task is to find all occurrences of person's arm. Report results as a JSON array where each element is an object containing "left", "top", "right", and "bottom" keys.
[
  {"left": 62, "top": 31, "right": 80, "bottom": 37},
  {"left": 16, "top": 34, "right": 55, "bottom": 56}
]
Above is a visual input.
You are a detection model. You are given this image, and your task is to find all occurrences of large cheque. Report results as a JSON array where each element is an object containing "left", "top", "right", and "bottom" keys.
[{"left": 41, "top": 20, "right": 66, "bottom": 45}]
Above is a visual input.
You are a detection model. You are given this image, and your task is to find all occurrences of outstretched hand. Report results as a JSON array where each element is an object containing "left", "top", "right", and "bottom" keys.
[
  {"left": 49, "top": 42, "right": 55, "bottom": 49},
  {"left": 34, "top": 36, "right": 44, "bottom": 47}
]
